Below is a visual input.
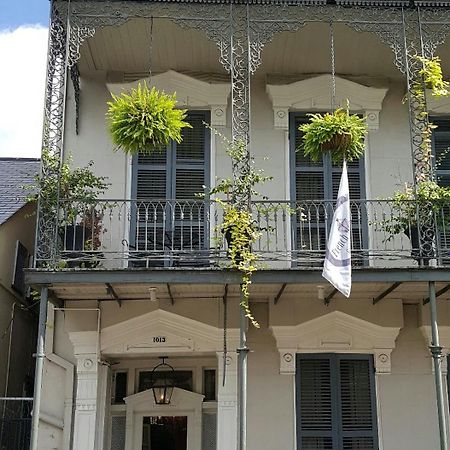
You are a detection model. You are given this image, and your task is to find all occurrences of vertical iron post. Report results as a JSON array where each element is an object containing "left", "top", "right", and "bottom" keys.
[
  {"left": 237, "top": 303, "right": 249, "bottom": 450},
  {"left": 229, "top": 3, "right": 251, "bottom": 449},
  {"left": 30, "top": 287, "right": 48, "bottom": 450},
  {"left": 429, "top": 281, "right": 448, "bottom": 450}
]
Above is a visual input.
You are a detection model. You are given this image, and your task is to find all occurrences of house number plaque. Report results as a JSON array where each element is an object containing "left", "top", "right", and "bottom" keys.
[{"left": 152, "top": 336, "right": 167, "bottom": 343}]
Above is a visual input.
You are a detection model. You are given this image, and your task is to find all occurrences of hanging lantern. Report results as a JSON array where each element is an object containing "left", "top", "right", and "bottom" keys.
[{"left": 150, "top": 357, "right": 175, "bottom": 405}]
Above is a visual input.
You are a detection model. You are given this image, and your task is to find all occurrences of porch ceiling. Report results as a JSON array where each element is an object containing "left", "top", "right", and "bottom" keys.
[
  {"left": 78, "top": 19, "right": 407, "bottom": 79},
  {"left": 26, "top": 268, "right": 450, "bottom": 304}
]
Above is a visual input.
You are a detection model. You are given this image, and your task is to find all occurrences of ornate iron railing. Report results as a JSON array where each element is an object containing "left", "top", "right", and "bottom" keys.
[
  {"left": 0, "top": 398, "right": 32, "bottom": 450},
  {"left": 44, "top": 198, "right": 450, "bottom": 269}
]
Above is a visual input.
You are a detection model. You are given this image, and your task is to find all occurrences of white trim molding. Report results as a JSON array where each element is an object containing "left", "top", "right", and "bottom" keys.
[
  {"left": 101, "top": 308, "right": 239, "bottom": 357},
  {"left": 107, "top": 70, "right": 230, "bottom": 127},
  {"left": 420, "top": 326, "right": 450, "bottom": 374},
  {"left": 266, "top": 75, "right": 388, "bottom": 131},
  {"left": 270, "top": 311, "right": 400, "bottom": 375},
  {"left": 69, "top": 331, "right": 100, "bottom": 450}
]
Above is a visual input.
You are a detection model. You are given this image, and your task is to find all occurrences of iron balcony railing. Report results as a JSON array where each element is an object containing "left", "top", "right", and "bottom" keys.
[{"left": 50, "top": 199, "right": 450, "bottom": 269}]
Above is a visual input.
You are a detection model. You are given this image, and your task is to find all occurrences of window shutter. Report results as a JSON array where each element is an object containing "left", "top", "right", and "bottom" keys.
[
  {"left": 131, "top": 111, "right": 210, "bottom": 260},
  {"left": 297, "top": 358, "right": 334, "bottom": 449},
  {"left": 431, "top": 119, "right": 450, "bottom": 262},
  {"left": 432, "top": 119, "right": 450, "bottom": 187},
  {"left": 291, "top": 114, "right": 366, "bottom": 264},
  {"left": 297, "top": 354, "right": 378, "bottom": 450},
  {"left": 339, "top": 358, "right": 377, "bottom": 450},
  {"left": 174, "top": 111, "right": 209, "bottom": 200}
]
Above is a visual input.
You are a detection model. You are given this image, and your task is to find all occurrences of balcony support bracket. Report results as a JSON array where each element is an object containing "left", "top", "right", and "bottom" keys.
[
  {"left": 372, "top": 282, "right": 402, "bottom": 305},
  {"left": 274, "top": 283, "right": 287, "bottom": 305},
  {"left": 106, "top": 283, "right": 121, "bottom": 307},
  {"left": 423, "top": 283, "right": 450, "bottom": 305},
  {"left": 324, "top": 288, "right": 338, "bottom": 306},
  {"left": 167, "top": 284, "right": 174, "bottom": 306}
]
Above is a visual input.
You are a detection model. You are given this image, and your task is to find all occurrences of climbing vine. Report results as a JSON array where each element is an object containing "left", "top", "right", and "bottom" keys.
[{"left": 201, "top": 127, "right": 272, "bottom": 328}]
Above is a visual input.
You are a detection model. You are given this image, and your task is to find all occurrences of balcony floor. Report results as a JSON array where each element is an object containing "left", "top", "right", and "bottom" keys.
[{"left": 25, "top": 267, "right": 450, "bottom": 304}]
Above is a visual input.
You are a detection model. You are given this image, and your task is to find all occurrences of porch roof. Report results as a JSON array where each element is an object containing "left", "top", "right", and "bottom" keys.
[{"left": 25, "top": 267, "right": 450, "bottom": 303}]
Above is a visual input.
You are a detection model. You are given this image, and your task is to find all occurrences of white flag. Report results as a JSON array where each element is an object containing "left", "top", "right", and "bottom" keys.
[{"left": 322, "top": 161, "right": 352, "bottom": 297}]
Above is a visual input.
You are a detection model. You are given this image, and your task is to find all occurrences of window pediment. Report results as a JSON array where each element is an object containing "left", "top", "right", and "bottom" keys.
[
  {"left": 270, "top": 311, "right": 400, "bottom": 374},
  {"left": 101, "top": 309, "right": 238, "bottom": 357},
  {"left": 266, "top": 74, "right": 388, "bottom": 130},
  {"left": 107, "top": 70, "right": 230, "bottom": 126}
]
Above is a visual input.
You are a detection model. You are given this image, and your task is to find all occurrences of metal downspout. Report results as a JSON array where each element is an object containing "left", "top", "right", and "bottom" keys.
[
  {"left": 30, "top": 286, "right": 48, "bottom": 450},
  {"left": 429, "top": 281, "right": 448, "bottom": 450}
]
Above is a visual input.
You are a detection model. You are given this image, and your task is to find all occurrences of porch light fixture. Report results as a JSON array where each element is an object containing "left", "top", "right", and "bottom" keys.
[{"left": 150, "top": 357, "right": 175, "bottom": 405}]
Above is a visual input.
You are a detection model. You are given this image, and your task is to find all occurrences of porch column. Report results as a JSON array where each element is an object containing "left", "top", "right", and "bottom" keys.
[
  {"left": 217, "top": 352, "right": 238, "bottom": 450},
  {"left": 69, "top": 331, "right": 99, "bottom": 450}
]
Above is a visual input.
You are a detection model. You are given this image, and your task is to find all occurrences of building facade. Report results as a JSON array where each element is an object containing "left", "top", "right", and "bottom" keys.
[
  {"left": 0, "top": 158, "right": 40, "bottom": 449},
  {"left": 26, "top": 1, "right": 450, "bottom": 449}
]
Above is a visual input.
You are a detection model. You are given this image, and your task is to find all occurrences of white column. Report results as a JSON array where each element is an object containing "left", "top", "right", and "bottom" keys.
[
  {"left": 69, "top": 331, "right": 99, "bottom": 450},
  {"left": 216, "top": 352, "right": 238, "bottom": 450}
]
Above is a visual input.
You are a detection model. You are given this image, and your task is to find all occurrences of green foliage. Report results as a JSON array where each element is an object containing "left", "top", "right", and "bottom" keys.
[
  {"left": 106, "top": 83, "right": 192, "bottom": 155},
  {"left": 24, "top": 149, "right": 109, "bottom": 224},
  {"left": 380, "top": 181, "right": 450, "bottom": 238},
  {"left": 202, "top": 127, "right": 273, "bottom": 328},
  {"left": 416, "top": 56, "right": 450, "bottom": 98},
  {"left": 299, "top": 108, "right": 367, "bottom": 164}
]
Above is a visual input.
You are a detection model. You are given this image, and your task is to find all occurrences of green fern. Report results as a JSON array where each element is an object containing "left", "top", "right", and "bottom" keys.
[
  {"left": 106, "top": 83, "right": 192, "bottom": 155},
  {"left": 299, "top": 108, "right": 367, "bottom": 164}
]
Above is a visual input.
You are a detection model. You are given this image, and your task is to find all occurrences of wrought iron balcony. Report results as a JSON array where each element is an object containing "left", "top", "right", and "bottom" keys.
[{"left": 51, "top": 199, "right": 450, "bottom": 269}]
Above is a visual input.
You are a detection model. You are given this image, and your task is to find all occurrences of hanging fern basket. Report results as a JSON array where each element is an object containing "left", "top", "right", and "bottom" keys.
[
  {"left": 299, "top": 108, "right": 368, "bottom": 164},
  {"left": 106, "top": 82, "right": 192, "bottom": 155},
  {"left": 320, "top": 132, "right": 352, "bottom": 152}
]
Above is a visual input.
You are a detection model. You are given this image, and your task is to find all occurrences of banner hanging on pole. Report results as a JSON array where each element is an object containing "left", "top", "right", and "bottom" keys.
[{"left": 322, "top": 160, "right": 352, "bottom": 298}]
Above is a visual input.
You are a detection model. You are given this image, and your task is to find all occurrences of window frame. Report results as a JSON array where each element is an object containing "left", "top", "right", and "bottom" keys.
[
  {"left": 289, "top": 112, "right": 368, "bottom": 265},
  {"left": 129, "top": 111, "right": 211, "bottom": 259},
  {"left": 431, "top": 117, "right": 450, "bottom": 186},
  {"left": 295, "top": 353, "right": 379, "bottom": 450}
]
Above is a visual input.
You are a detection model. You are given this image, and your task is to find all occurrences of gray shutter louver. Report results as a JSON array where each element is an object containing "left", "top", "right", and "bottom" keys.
[
  {"left": 132, "top": 111, "right": 209, "bottom": 263},
  {"left": 291, "top": 114, "right": 366, "bottom": 265},
  {"left": 297, "top": 355, "right": 378, "bottom": 450},
  {"left": 431, "top": 120, "right": 450, "bottom": 263}
]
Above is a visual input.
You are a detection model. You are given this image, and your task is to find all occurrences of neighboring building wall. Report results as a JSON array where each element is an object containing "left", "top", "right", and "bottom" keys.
[{"left": 0, "top": 203, "right": 37, "bottom": 398}]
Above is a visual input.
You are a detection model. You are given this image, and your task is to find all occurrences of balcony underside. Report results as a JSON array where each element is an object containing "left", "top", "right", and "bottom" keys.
[{"left": 25, "top": 267, "right": 450, "bottom": 304}]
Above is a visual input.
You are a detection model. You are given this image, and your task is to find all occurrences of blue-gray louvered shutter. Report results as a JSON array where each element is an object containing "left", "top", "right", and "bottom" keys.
[
  {"left": 297, "top": 357, "right": 334, "bottom": 449},
  {"left": 131, "top": 111, "right": 209, "bottom": 257},
  {"left": 291, "top": 114, "right": 366, "bottom": 265},
  {"left": 296, "top": 354, "right": 378, "bottom": 450},
  {"left": 431, "top": 119, "right": 450, "bottom": 261},
  {"left": 339, "top": 357, "right": 378, "bottom": 450}
]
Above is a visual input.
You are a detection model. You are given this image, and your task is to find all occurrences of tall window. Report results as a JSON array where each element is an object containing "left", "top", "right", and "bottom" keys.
[
  {"left": 130, "top": 111, "right": 210, "bottom": 264},
  {"left": 132, "top": 111, "right": 210, "bottom": 200},
  {"left": 290, "top": 114, "right": 366, "bottom": 264},
  {"left": 296, "top": 354, "right": 379, "bottom": 450},
  {"left": 432, "top": 118, "right": 450, "bottom": 187}
]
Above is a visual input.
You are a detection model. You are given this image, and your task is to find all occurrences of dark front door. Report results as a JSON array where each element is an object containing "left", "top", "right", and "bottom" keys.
[{"left": 142, "top": 416, "right": 188, "bottom": 450}]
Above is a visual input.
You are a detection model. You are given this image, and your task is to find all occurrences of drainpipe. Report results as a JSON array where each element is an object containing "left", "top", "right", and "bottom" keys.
[
  {"left": 428, "top": 281, "right": 448, "bottom": 450},
  {"left": 45, "top": 304, "right": 74, "bottom": 450},
  {"left": 30, "top": 286, "right": 48, "bottom": 450}
]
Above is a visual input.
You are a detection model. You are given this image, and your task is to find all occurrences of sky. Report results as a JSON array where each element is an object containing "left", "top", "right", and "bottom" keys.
[{"left": 0, "top": 0, "right": 50, "bottom": 158}]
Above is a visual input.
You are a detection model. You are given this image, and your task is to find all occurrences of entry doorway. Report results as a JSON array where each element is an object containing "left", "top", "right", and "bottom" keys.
[{"left": 142, "top": 416, "right": 188, "bottom": 450}]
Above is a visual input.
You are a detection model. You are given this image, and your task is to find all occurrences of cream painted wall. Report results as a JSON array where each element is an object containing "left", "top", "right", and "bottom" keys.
[
  {"left": 377, "top": 305, "right": 444, "bottom": 450},
  {"left": 46, "top": 294, "right": 450, "bottom": 450},
  {"left": 63, "top": 73, "right": 413, "bottom": 203}
]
